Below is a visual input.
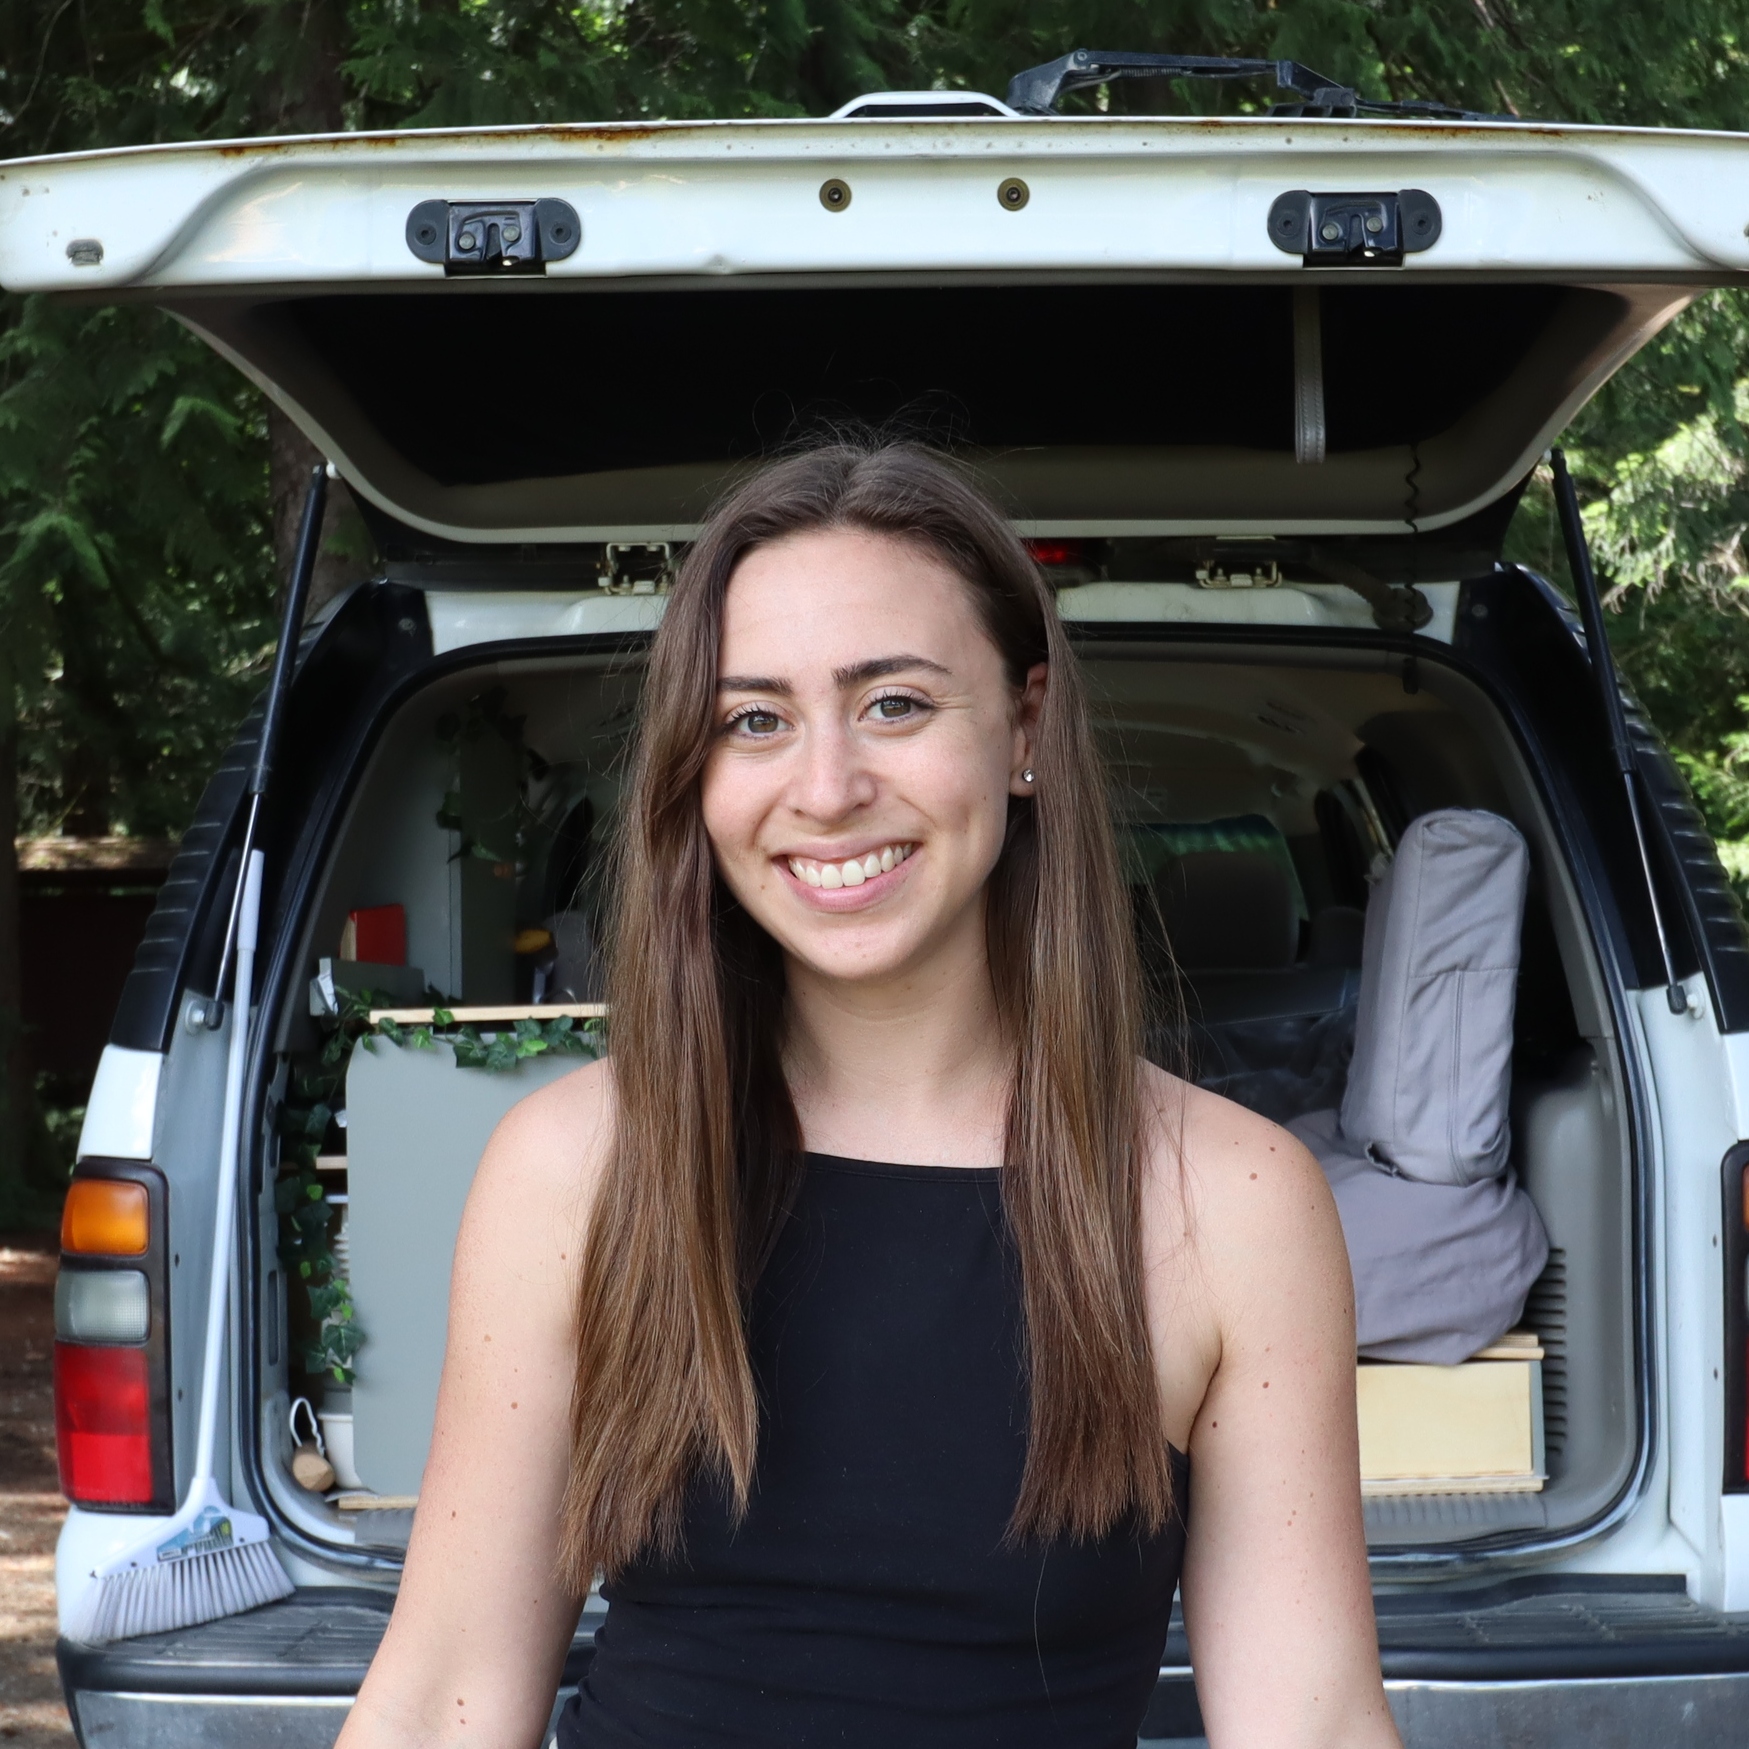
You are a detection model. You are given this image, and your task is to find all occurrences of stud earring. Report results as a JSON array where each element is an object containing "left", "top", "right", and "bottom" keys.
[{"left": 1022, "top": 769, "right": 1035, "bottom": 785}]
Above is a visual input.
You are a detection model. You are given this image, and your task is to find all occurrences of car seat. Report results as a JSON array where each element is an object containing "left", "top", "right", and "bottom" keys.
[{"left": 1150, "top": 848, "right": 1361, "bottom": 1123}]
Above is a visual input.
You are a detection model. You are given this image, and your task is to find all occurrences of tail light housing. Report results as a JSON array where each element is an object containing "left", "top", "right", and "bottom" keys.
[{"left": 54, "top": 1163, "right": 174, "bottom": 1511}]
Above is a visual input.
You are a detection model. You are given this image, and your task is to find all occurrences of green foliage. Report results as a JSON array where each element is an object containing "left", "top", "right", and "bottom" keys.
[
  {"left": 372, "top": 1008, "right": 606, "bottom": 1069},
  {"left": 0, "top": 299, "right": 277, "bottom": 835}
]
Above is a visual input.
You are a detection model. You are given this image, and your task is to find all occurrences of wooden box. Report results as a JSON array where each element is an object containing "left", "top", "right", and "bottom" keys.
[{"left": 1356, "top": 1331, "right": 1544, "bottom": 1496}]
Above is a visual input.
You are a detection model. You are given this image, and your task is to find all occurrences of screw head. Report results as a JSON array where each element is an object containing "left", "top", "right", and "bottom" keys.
[
  {"left": 502, "top": 223, "right": 522, "bottom": 245},
  {"left": 1364, "top": 214, "right": 1383, "bottom": 233},
  {"left": 998, "top": 177, "right": 1030, "bottom": 210},
  {"left": 819, "top": 178, "right": 851, "bottom": 211},
  {"left": 457, "top": 229, "right": 479, "bottom": 251},
  {"left": 1320, "top": 221, "right": 1341, "bottom": 241}
]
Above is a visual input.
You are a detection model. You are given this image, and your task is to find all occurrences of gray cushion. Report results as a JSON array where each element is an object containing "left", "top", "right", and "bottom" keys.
[
  {"left": 1291, "top": 1109, "right": 1549, "bottom": 1364},
  {"left": 1342, "top": 809, "right": 1529, "bottom": 1188}
]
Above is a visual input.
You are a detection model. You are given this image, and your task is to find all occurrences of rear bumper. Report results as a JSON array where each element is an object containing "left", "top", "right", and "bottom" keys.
[{"left": 57, "top": 1582, "right": 1749, "bottom": 1747}]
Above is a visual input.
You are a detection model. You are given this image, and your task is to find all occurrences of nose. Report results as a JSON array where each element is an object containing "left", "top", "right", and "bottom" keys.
[{"left": 788, "top": 715, "right": 877, "bottom": 826}]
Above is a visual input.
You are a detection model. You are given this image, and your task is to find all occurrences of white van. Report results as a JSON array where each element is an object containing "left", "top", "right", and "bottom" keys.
[{"left": 11, "top": 55, "right": 1749, "bottom": 1746}]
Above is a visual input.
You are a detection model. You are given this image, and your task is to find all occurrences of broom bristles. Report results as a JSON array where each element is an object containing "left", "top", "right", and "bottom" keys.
[{"left": 68, "top": 1539, "right": 294, "bottom": 1646}]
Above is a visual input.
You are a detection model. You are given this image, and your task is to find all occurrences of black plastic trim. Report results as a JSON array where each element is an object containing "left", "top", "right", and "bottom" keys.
[
  {"left": 106, "top": 583, "right": 434, "bottom": 1054},
  {"left": 1725, "top": 1142, "right": 1749, "bottom": 1494},
  {"left": 57, "top": 1589, "right": 599, "bottom": 1698},
  {"left": 1497, "top": 566, "right": 1749, "bottom": 1029}
]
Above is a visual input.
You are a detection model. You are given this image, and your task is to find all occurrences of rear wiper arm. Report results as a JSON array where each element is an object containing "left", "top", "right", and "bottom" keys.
[{"left": 1006, "top": 50, "right": 1509, "bottom": 121}]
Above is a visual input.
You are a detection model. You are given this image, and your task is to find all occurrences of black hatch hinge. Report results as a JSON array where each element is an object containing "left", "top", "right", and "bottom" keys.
[
  {"left": 405, "top": 199, "right": 582, "bottom": 275},
  {"left": 1269, "top": 189, "right": 1442, "bottom": 266}
]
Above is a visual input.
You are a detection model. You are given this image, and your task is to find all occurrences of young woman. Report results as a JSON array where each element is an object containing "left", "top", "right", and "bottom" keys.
[{"left": 339, "top": 443, "right": 1397, "bottom": 1749}]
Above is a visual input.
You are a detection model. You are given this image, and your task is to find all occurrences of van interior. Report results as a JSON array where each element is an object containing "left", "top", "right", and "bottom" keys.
[{"left": 263, "top": 624, "right": 1634, "bottom": 1561}]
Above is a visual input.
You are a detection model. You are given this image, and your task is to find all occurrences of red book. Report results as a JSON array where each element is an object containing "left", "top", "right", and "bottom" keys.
[{"left": 341, "top": 904, "right": 406, "bottom": 966}]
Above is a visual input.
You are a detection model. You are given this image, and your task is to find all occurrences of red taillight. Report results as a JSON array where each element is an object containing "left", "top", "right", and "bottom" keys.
[{"left": 55, "top": 1342, "right": 154, "bottom": 1506}]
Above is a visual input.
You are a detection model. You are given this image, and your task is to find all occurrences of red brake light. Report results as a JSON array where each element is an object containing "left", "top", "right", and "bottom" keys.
[{"left": 55, "top": 1342, "right": 154, "bottom": 1506}]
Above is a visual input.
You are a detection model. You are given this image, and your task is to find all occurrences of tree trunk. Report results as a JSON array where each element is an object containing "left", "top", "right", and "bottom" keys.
[
  {"left": 267, "top": 405, "right": 373, "bottom": 625},
  {"left": 260, "top": 0, "right": 372, "bottom": 626},
  {"left": 0, "top": 629, "right": 30, "bottom": 1190}
]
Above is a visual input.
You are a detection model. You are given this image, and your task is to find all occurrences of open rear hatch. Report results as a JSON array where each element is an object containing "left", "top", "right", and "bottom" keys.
[{"left": 4, "top": 113, "right": 1747, "bottom": 550}]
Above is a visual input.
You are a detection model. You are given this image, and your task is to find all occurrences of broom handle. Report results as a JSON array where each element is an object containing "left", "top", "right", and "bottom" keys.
[{"left": 193, "top": 848, "right": 264, "bottom": 1486}]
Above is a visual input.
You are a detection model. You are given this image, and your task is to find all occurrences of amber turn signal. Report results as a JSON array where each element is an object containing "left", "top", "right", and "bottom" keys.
[{"left": 62, "top": 1179, "right": 149, "bottom": 1257}]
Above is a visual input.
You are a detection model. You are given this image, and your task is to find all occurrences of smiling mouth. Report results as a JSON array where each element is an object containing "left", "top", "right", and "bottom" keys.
[{"left": 786, "top": 843, "right": 915, "bottom": 890}]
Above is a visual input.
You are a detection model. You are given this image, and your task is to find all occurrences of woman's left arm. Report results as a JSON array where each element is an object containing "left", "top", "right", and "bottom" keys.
[{"left": 1168, "top": 1088, "right": 1400, "bottom": 1749}]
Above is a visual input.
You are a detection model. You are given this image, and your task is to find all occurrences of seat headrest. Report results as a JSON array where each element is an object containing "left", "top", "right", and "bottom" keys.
[{"left": 1155, "top": 850, "right": 1299, "bottom": 972}]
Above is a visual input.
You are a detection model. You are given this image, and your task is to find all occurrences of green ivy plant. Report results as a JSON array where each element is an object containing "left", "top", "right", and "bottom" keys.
[
  {"left": 275, "top": 988, "right": 606, "bottom": 1384},
  {"left": 275, "top": 1078, "right": 362, "bottom": 1386}
]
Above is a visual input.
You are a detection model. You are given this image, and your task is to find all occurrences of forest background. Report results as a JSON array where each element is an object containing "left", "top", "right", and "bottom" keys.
[{"left": 2, "top": 0, "right": 1749, "bottom": 1211}]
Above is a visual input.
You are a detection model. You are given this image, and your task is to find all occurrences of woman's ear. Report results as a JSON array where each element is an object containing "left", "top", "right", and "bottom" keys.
[{"left": 1009, "top": 662, "right": 1048, "bottom": 796}]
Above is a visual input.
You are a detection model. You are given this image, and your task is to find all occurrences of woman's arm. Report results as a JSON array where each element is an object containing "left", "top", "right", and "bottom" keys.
[
  {"left": 1165, "top": 1084, "right": 1400, "bottom": 1749},
  {"left": 337, "top": 1060, "right": 614, "bottom": 1749}
]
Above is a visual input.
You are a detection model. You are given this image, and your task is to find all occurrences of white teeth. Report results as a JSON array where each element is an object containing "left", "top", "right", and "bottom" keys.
[{"left": 790, "top": 844, "right": 912, "bottom": 890}]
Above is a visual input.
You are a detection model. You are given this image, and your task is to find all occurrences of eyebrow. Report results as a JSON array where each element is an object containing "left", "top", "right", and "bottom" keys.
[{"left": 716, "top": 654, "right": 951, "bottom": 693}]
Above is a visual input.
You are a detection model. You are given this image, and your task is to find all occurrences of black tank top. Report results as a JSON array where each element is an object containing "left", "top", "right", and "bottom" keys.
[{"left": 557, "top": 1155, "right": 1189, "bottom": 1748}]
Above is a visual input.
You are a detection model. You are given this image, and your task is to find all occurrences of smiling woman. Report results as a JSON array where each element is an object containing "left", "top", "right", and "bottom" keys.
[{"left": 338, "top": 442, "right": 1398, "bottom": 1749}]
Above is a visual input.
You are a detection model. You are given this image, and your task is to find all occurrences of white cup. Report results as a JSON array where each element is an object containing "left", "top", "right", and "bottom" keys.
[{"left": 318, "top": 1411, "right": 363, "bottom": 1489}]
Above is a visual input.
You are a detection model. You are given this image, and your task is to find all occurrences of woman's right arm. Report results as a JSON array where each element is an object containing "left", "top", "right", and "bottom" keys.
[{"left": 336, "top": 1059, "right": 615, "bottom": 1749}]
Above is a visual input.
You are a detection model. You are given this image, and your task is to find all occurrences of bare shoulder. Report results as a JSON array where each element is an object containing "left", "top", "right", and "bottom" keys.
[
  {"left": 1137, "top": 1061, "right": 1349, "bottom": 1322},
  {"left": 455, "top": 1056, "right": 617, "bottom": 1288}
]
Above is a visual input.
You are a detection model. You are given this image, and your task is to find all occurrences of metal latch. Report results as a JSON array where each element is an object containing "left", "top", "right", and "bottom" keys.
[
  {"left": 597, "top": 542, "right": 674, "bottom": 595},
  {"left": 1268, "top": 189, "right": 1441, "bottom": 265},
  {"left": 405, "top": 199, "right": 582, "bottom": 275},
  {"left": 1196, "top": 562, "right": 1282, "bottom": 589}
]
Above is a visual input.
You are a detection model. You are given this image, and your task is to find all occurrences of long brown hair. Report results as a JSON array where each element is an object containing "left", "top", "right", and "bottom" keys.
[{"left": 561, "top": 441, "right": 1174, "bottom": 1587}]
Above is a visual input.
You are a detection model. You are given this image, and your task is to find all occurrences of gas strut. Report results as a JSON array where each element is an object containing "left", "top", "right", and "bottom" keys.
[
  {"left": 1549, "top": 448, "right": 1687, "bottom": 1017},
  {"left": 203, "top": 463, "right": 328, "bottom": 1027}
]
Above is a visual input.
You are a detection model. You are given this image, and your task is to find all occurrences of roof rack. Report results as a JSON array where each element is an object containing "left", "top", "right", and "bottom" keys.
[{"left": 1006, "top": 50, "right": 1510, "bottom": 121}]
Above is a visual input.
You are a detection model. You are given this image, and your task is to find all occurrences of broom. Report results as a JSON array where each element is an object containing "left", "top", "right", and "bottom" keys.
[{"left": 66, "top": 467, "right": 329, "bottom": 1644}]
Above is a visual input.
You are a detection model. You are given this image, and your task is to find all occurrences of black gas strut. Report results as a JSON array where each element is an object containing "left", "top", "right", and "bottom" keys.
[
  {"left": 203, "top": 463, "right": 328, "bottom": 1027},
  {"left": 1549, "top": 447, "right": 1687, "bottom": 1016}
]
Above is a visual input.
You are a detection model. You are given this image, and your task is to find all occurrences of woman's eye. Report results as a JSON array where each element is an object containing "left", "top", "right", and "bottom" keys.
[
  {"left": 733, "top": 710, "right": 784, "bottom": 736},
  {"left": 871, "top": 695, "right": 918, "bottom": 721}
]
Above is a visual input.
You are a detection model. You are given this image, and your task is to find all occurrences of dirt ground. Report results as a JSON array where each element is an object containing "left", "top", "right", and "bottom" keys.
[{"left": 0, "top": 1241, "right": 73, "bottom": 1745}]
